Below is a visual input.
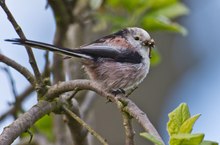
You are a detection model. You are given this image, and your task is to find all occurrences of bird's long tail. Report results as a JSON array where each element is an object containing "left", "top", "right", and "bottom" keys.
[{"left": 5, "top": 38, "right": 92, "bottom": 59}]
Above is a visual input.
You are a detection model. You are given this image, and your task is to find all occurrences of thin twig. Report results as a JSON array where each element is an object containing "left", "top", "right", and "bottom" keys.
[
  {"left": 67, "top": 88, "right": 81, "bottom": 102},
  {"left": 42, "top": 51, "right": 51, "bottom": 79},
  {"left": 20, "top": 133, "right": 53, "bottom": 145},
  {"left": 0, "top": 64, "right": 20, "bottom": 119},
  {"left": 62, "top": 105, "right": 108, "bottom": 145},
  {"left": 0, "top": 85, "right": 34, "bottom": 121},
  {"left": 65, "top": 98, "right": 89, "bottom": 145},
  {"left": 119, "top": 98, "right": 165, "bottom": 145},
  {"left": 0, "top": 54, "right": 35, "bottom": 87},
  {"left": 26, "top": 129, "right": 33, "bottom": 144},
  {"left": 0, "top": 65, "right": 18, "bottom": 97},
  {"left": 116, "top": 101, "right": 135, "bottom": 145},
  {"left": 0, "top": 0, "right": 42, "bottom": 86}
]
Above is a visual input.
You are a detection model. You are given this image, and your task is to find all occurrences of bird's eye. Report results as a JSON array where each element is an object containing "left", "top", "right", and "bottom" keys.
[{"left": 134, "top": 36, "right": 140, "bottom": 41}]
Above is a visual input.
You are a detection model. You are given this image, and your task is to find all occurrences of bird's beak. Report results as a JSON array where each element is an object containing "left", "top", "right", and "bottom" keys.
[
  {"left": 143, "top": 39, "right": 155, "bottom": 59},
  {"left": 146, "top": 39, "right": 155, "bottom": 48}
]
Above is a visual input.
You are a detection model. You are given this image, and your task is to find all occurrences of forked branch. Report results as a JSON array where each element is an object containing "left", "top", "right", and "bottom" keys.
[
  {"left": 0, "top": 79, "right": 165, "bottom": 145},
  {"left": 45, "top": 80, "right": 165, "bottom": 144}
]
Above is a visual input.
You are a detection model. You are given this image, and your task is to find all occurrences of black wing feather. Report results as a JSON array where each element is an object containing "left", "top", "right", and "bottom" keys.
[{"left": 75, "top": 47, "right": 142, "bottom": 63}]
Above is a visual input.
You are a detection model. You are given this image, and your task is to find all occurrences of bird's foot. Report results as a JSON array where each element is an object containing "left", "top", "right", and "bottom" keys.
[
  {"left": 111, "top": 88, "right": 125, "bottom": 96},
  {"left": 106, "top": 88, "right": 126, "bottom": 103}
]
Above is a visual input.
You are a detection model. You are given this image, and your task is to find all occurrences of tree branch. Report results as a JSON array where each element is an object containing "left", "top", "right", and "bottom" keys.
[
  {"left": 48, "top": 0, "right": 73, "bottom": 28},
  {"left": 45, "top": 79, "right": 165, "bottom": 145},
  {"left": 116, "top": 101, "right": 135, "bottom": 145},
  {"left": 0, "top": 100, "right": 61, "bottom": 145},
  {"left": 0, "top": 79, "right": 165, "bottom": 145},
  {"left": 120, "top": 98, "right": 165, "bottom": 145},
  {"left": 65, "top": 98, "right": 89, "bottom": 145},
  {"left": 0, "top": 65, "right": 18, "bottom": 97},
  {"left": 0, "top": 54, "right": 35, "bottom": 87},
  {"left": 0, "top": 0, "right": 43, "bottom": 87}
]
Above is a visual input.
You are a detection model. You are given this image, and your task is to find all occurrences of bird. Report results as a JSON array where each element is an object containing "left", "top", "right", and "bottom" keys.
[{"left": 6, "top": 27, "right": 155, "bottom": 95}]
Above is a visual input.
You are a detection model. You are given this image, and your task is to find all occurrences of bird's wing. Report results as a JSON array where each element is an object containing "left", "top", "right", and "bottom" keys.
[
  {"left": 76, "top": 45, "right": 142, "bottom": 63},
  {"left": 76, "top": 28, "right": 142, "bottom": 63}
]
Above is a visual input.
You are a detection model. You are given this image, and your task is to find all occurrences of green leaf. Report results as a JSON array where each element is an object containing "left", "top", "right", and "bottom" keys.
[
  {"left": 179, "top": 114, "right": 201, "bottom": 134},
  {"left": 141, "top": 16, "right": 187, "bottom": 35},
  {"left": 34, "top": 115, "right": 54, "bottom": 141},
  {"left": 103, "top": 0, "right": 189, "bottom": 36},
  {"left": 200, "top": 140, "right": 219, "bottom": 145},
  {"left": 170, "top": 133, "right": 204, "bottom": 145},
  {"left": 167, "top": 103, "right": 190, "bottom": 136},
  {"left": 21, "top": 115, "right": 54, "bottom": 141},
  {"left": 148, "top": 2, "right": 189, "bottom": 19},
  {"left": 140, "top": 132, "right": 164, "bottom": 145}
]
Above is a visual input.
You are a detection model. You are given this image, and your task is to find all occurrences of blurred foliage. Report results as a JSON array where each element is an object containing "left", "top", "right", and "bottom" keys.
[
  {"left": 96, "top": 0, "right": 189, "bottom": 34},
  {"left": 91, "top": 0, "right": 189, "bottom": 65}
]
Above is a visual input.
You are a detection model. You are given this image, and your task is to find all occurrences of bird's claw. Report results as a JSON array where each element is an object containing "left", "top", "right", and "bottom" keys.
[{"left": 111, "top": 88, "right": 125, "bottom": 96}]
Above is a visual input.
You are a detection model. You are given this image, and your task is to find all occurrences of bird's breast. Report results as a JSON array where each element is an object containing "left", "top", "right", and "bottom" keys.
[{"left": 83, "top": 58, "right": 150, "bottom": 91}]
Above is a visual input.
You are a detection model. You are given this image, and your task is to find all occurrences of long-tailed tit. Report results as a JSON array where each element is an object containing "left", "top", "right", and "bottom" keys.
[{"left": 6, "top": 27, "right": 155, "bottom": 94}]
